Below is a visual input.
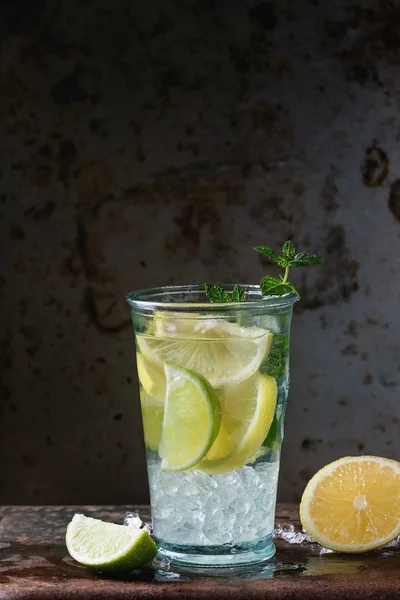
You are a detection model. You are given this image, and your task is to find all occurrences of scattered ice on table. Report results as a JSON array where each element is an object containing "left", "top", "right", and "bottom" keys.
[
  {"left": 274, "top": 523, "right": 294, "bottom": 536},
  {"left": 143, "top": 522, "right": 153, "bottom": 535},
  {"left": 124, "top": 511, "right": 153, "bottom": 534},
  {"left": 274, "top": 523, "right": 333, "bottom": 551},
  {"left": 124, "top": 512, "right": 143, "bottom": 528},
  {"left": 274, "top": 525, "right": 400, "bottom": 552},
  {"left": 147, "top": 458, "right": 280, "bottom": 545},
  {"left": 318, "top": 546, "right": 334, "bottom": 554},
  {"left": 274, "top": 524, "right": 315, "bottom": 544},
  {"left": 384, "top": 535, "right": 399, "bottom": 548}
]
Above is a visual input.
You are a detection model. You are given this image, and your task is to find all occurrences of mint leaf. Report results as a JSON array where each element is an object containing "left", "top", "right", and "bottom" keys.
[
  {"left": 260, "top": 334, "right": 289, "bottom": 379},
  {"left": 254, "top": 246, "right": 287, "bottom": 267},
  {"left": 282, "top": 240, "right": 296, "bottom": 261},
  {"left": 205, "top": 283, "right": 233, "bottom": 303},
  {"left": 262, "top": 414, "right": 279, "bottom": 449},
  {"left": 289, "top": 252, "right": 324, "bottom": 267},
  {"left": 232, "top": 284, "right": 246, "bottom": 301},
  {"left": 260, "top": 276, "right": 298, "bottom": 297}
]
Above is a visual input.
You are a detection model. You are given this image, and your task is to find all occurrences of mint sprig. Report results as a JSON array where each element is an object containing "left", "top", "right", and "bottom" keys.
[
  {"left": 255, "top": 241, "right": 323, "bottom": 298},
  {"left": 205, "top": 240, "right": 323, "bottom": 302}
]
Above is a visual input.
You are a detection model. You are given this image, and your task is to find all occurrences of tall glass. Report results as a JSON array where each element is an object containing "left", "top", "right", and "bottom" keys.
[{"left": 126, "top": 285, "right": 297, "bottom": 567}]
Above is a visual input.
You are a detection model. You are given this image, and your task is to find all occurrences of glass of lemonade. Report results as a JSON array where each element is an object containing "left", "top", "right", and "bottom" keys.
[{"left": 126, "top": 284, "right": 297, "bottom": 567}]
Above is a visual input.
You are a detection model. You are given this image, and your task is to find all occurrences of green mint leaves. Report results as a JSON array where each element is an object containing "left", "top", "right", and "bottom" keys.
[
  {"left": 259, "top": 276, "right": 297, "bottom": 297},
  {"left": 256, "top": 241, "right": 324, "bottom": 269},
  {"left": 282, "top": 240, "right": 296, "bottom": 261},
  {"left": 255, "top": 240, "right": 324, "bottom": 298},
  {"left": 205, "top": 240, "right": 323, "bottom": 302},
  {"left": 232, "top": 284, "right": 246, "bottom": 301},
  {"left": 205, "top": 283, "right": 246, "bottom": 303},
  {"left": 260, "top": 334, "right": 289, "bottom": 379}
]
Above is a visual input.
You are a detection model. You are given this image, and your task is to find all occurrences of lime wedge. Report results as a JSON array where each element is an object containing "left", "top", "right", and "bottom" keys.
[
  {"left": 160, "top": 363, "right": 221, "bottom": 471},
  {"left": 136, "top": 352, "right": 166, "bottom": 401},
  {"left": 198, "top": 372, "right": 277, "bottom": 475},
  {"left": 66, "top": 514, "right": 157, "bottom": 572},
  {"left": 140, "top": 389, "right": 164, "bottom": 451},
  {"left": 137, "top": 320, "right": 273, "bottom": 387}
]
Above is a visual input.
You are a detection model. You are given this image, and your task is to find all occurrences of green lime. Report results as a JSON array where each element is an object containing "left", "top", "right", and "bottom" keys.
[
  {"left": 160, "top": 362, "right": 221, "bottom": 471},
  {"left": 66, "top": 514, "right": 157, "bottom": 572}
]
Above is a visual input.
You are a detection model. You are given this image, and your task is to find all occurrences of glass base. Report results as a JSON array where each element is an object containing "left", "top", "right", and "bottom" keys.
[{"left": 155, "top": 534, "right": 276, "bottom": 568}]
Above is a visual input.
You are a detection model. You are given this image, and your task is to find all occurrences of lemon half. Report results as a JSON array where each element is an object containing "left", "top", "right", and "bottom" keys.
[{"left": 300, "top": 455, "right": 400, "bottom": 553}]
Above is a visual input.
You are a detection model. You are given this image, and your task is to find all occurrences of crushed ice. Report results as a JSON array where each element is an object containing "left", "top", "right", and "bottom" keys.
[
  {"left": 274, "top": 524, "right": 399, "bottom": 553},
  {"left": 384, "top": 535, "right": 399, "bottom": 548},
  {"left": 124, "top": 511, "right": 153, "bottom": 535},
  {"left": 273, "top": 523, "right": 333, "bottom": 553},
  {"left": 146, "top": 460, "right": 280, "bottom": 545}
]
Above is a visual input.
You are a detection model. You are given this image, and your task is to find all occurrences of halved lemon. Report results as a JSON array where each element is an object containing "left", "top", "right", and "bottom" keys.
[
  {"left": 300, "top": 455, "right": 400, "bottom": 553},
  {"left": 137, "top": 320, "right": 272, "bottom": 387},
  {"left": 160, "top": 363, "right": 221, "bottom": 472},
  {"left": 198, "top": 372, "right": 277, "bottom": 475}
]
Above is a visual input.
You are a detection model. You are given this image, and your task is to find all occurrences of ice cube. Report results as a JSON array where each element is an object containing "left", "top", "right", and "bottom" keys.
[
  {"left": 160, "top": 473, "right": 180, "bottom": 495},
  {"left": 173, "top": 522, "right": 205, "bottom": 545},
  {"left": 274, "top": 523, "right": 294, "bottom": 539},
  {"left": 240, "top": 466, "right": 256, "bottom": 488},
  {"left": 203, "top": 508, "right": 233, "bottom": 544},
  {"left": 274, "top": 524, "right": 317, "bottom": 544},
  {"left": 124, "top": 512, "right": 143, "bottom": 528},
  {"left": 193, "top": 470, "right": 218, "bottom": 492},
  {"left": 152, "top": 496, "right": 173, "bottom": 520},
  {"left": 285, "top": 531, "right": 309, "bottom": 544},
  {"left": 319, "top": 546, "right": 334, "bottom": 554},
  {"left": 143, "top": 522, "right": 153, "bottom": 535}
]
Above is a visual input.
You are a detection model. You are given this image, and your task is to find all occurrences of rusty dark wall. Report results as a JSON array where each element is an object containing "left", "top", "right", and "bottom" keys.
[{"left": 1, "top": 0, "right": 399, "bottom": 504}]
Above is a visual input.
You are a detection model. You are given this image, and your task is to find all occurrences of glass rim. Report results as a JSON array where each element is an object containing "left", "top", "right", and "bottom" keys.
[{"left": 126, "top": 284, "right": 298, "bottom": 311}]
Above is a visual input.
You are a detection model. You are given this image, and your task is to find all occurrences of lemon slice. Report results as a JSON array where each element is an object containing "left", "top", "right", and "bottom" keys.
[
  {"left": 198, "top": 372, "right": 277, "bottom": 475},
  {"left": 160, "top": 363, "right": 221, "bottom": 472},
  {"left": 300, "top": 455, "right": 400, "bottom": 553},
  {"left": 136, "top": 353, "right": 166, "bottom": 401},
  {"left": 140, "top": 389, "right": 164, "bottom": 451},
  {"left": 137, "top": 321, "right": 273, "bottom": 387},
  {"left": 66, "top": 514, "right": 158, "bottom": 572}
]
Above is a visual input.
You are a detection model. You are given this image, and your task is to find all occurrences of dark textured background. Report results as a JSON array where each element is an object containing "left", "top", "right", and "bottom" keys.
[{"left": 1, "top": 0, "right": 399, "bottom": 505}]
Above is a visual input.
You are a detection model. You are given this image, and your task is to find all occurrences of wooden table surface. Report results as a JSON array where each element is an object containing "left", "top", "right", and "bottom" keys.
[{"left": 0, "top": 505, "right": 399, "bottom": 599}]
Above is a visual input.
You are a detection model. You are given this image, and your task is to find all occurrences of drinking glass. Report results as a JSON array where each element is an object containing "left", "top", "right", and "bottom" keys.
[{"left": 127, "top": 284, "right": 297, "bottom": 567}]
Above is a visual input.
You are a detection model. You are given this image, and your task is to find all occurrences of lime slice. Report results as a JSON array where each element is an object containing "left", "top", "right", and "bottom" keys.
[
  {"left": 136, "top": 352, "right": 166, "bottom": 401},
  {"left": 137, "top": 320, "right": 273, "bottom": 387},
  {"left": 160, "top": 363, "right": 221, "bottom": 472},
  {"left": 198, "top": 372, "right": 277, "bottom": 475},
  {"left": 140, "top": 389, "right": 164, "bottom": 451},
  {"left": 66, "top": 514, "right": 158, "bottom": 572}
]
